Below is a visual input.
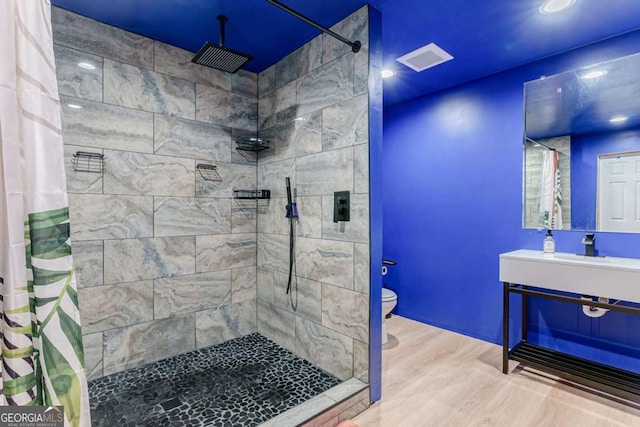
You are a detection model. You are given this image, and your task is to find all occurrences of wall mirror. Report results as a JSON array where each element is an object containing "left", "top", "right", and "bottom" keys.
[{"left": 523, "top": 51, "right": 640, "bottom": 233}]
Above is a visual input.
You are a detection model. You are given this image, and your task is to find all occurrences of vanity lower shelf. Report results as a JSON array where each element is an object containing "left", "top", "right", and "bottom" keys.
[{"left": 509, "top": 342, "right": 640, "bottom": 402}]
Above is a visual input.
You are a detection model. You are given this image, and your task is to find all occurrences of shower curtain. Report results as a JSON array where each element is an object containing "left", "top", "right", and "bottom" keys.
[
  {"left": 538, "top": 149, "right": 563, "bottom": 229},
  {"left": 0, "top": 1, "right": 90, "bottom": 426}
]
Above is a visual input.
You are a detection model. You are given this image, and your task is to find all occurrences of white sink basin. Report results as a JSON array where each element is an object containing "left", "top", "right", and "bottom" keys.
[
  {"left": 499, "top": 249, "right": 640, "bottom": 303},
  {"left": 552, "top": 253, "right": 611, "bottom": 263}
]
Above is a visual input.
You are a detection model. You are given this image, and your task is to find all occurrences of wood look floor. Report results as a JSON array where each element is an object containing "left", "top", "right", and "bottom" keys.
[{"left": 353, "top": 316, "right": 640, "bottom": 427}]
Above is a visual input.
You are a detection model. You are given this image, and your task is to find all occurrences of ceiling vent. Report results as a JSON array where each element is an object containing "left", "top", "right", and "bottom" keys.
[{"left": 396, "top": 43, "right": 453, "bottom": 72}]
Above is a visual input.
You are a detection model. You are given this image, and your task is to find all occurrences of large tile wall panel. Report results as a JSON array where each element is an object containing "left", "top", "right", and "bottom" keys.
[
  {"left": 270, "top": 198, "right": 289, "bottom": 236},
  {"left": 231, "top": 267, "right": 257, "bottom": 304},
  {"left": 257, "top": 234, "right": 289, "bottom": 273},
  {"left": 321, "top": 284, "right": 369, "bottom": 342},
  {"left": 68, "top": 194, "right": 153, "bottom": 240},
  {"left": 196, "top": 85, "right": 257, "bottom": 132},
  {"left": 273, "top": 277, "right": 322, "bottom": 324},
  {"left": 257, "top": 159, "right": 295, "bottom": 198},
  {"left": 257, "top": 301, "right": 296, "bottom": 353},
  {"left": 231, "top": 200, "right": 258, "bottom": 234},
  {"left": 154, "top": 197, "right": 231, "bottom": 237},
  {"left": 61, "top": 96, "right": 154, "bottom": 153},
  {"left": 104, "top": 237, "right": 195, "bottom": 284},
  {"left": 72, "top": 240, "right": 103, "bottom": 288},
  {"left": 270, "top": 111, "right": 323, "bottom": 161},
  {"left": 353, "top": 340, "right": 369, "bottom": 382},
  {"left": 295, "top": 317, "right": 353, "bottom": 380},
  {"left": 195, "top": 300, "right": 257, "bottom": 348},
  {"left": 322, "top": 94, "right": 368, "bottom": 151},
  {"left": 269, "top": 197, "right": 322, "bottom": 239},
  {"left": 52, "top": 7, "right": 154, "bottom": 69},
  {"left": 258, "top": 64, "right": 276, "bottom": 97},
  {"left": 82, "top": 332, "right": 103, "bottom": 380},
  {"left": 103, "top": 315, "right": 195, "bottom": 375},
  {"left": 295, "top": 238, "right": 354, "bottom": 289},
  {"left": 104, "top": 59, "right": 195, "bottom": 119},
  {"left": 354, "top": 243, "right": 370, "bottom": 294},
  {"left": 154, "top": 41, "right": 231, "bottom": 90},
  {"left": 231, "top": 70, "right": 258, "bottom": 98},
  {"left": 322, "top": 7, "right": 369, "bottom": 65},
  {"left": 79, "top": 281, "right": 153, "bottom": 334},
  {"left": 257, "top": 267, "right": 285, "bottom": 304},
  {"left": 103, "top": 150, "right": 194, "bottom": 197},
  {"left": 296, "top": 54, "right": 354, "bottom": 118},
  {"left": 274, "top": 81, "right": 299, "bottom": 125},
  {"left": 258, "top": 91, "right": 277, "bottom": 131},
  {"left": 54, "top": 45, "right": 103, "bottom": 102},
  {"left": 154, "top": 271, "right": 231, "bottom": 319},
  {"left": 196, "top": 234, "right": 256, "bottom": 272},
  {"left": 258, "top": 83, "right": 298, "bottom": 131},
  {"left": 296, "top": 147, "right": 354, "bottom": 197},
  {"left": 154, "top": 115, "right": 232, "bottom": 162},
  {"left": 275, "top": 36, "right": 322, "bottom": 90}
]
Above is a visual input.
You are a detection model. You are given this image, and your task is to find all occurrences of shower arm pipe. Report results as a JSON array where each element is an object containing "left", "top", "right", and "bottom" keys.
[
  {"left": 266, "top": 0, "right": 361, "bottom": 53},
  {"left": 217, "top": 15, "right": 227, "bottom": 47}
]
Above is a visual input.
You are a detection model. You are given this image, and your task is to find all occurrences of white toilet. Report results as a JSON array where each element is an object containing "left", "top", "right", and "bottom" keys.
[{"left": 382, "top": 288, "right": 398, "bottom": 344}]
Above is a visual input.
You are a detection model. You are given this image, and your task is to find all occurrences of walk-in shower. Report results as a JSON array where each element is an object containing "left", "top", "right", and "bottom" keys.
[{"left": 52, "top": 1, "right": 374, "bottom": 425}]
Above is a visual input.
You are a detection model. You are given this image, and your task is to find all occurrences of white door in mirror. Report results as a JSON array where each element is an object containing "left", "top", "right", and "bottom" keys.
[{"left": 598, "top": 153, "right": 640, "bottom": 232}]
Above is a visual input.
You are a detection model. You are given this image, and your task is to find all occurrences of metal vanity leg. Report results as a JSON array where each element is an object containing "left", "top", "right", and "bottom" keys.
[
  {"left": 522, "top": 285, "right": 528, "bottom": 343},
  {"left": 503, "top": 282, "right": 509, "bottom": 374}
]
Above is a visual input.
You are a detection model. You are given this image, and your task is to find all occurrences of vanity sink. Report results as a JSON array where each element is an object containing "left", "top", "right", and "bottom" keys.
[
  {"left": 499, "top": 249, "right": 640, "bottom": 303},
  {"left": 551, "top": 253, "right": 610, "bottom": 263}
]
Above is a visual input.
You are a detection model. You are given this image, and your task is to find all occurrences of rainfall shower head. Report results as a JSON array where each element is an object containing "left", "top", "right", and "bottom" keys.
[{"left": 191, "top": 15, "right": 252, "bottom": 73}]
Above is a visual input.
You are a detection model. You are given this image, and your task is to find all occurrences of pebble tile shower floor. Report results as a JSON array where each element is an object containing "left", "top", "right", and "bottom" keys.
[{"left": 89, "top": 333, "right": 341, "bottom": 426}]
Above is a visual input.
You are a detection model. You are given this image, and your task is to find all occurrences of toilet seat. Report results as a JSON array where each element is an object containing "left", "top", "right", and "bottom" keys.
[{"left": 382, "top": 288, "right": 397, "bottom": 302}]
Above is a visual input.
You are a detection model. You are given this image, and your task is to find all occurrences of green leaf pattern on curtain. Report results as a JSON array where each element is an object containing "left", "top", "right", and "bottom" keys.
[{"left": 0, "top": 1, "right": 91, "bottom": 425}]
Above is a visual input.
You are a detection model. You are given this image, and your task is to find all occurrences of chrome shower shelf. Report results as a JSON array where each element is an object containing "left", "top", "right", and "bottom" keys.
[
  {"left": 71, "top": 151, "right": 105, "bottom": 174},
  {"left": 236, "top": 138, "right": 270, "bottom": 152},
  {"left": 196, "top": 164, "right": 222, "bottom": 181},
  {"left": 233, "top": 189, "right": 271, "bottom": 199}
]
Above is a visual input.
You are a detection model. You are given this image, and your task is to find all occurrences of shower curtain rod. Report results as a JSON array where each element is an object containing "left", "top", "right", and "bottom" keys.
[
  {"left": 266, "top": 0, "right": 361, "bottom": 53},
  {"left": 526, "top": 137, "right": 556, "bottom": 151}
]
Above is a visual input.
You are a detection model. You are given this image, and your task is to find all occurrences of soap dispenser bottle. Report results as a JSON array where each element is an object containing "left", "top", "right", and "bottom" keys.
[{"left": 543, "top": 229, "right": 555, "bottom": 253}]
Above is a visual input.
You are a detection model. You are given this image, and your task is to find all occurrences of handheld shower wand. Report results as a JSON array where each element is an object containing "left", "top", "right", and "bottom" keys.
[
  {"left": 285, "top": 177, "right": 298, "bottom": 219},
  {"left": 285, "top": 177, "right": 298, "bottom": 310}
]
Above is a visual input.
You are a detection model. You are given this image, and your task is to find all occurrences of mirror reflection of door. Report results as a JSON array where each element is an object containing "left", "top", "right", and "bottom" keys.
[{"left": 597, "top": 151, "right": 640, "bottom": 232}]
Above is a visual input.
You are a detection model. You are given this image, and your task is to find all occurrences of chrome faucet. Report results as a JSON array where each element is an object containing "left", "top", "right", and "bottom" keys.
[{"left": 581, "top": 233, "right": 596, "bottom": 256}]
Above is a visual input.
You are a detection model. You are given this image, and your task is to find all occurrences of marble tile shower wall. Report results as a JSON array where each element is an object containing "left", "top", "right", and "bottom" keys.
[
  {"left": 52, "top": 7, "right": 259, "bottom": 379},
  {"left": 256, "top": 7, "right": 371, "bottom": 383}
]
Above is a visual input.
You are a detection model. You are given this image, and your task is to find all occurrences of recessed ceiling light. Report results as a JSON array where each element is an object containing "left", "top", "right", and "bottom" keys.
[
  {"left": 581, "top": 70, "right": 607, "bottom": 79},
  {"left": 381, "top": 69, "right": 395, "bottom": 78},
  {"left": 78, "top": 62, "right": 96, "bottom": 70},
  {"left": 67, "top": 104, "right": 82, "bottom": 109},
  {"left": 539, "top": 0, "right": 576, "bottom": 14},
  {"left": 609, "top": 116, "right": 628, "bottom": 124}
]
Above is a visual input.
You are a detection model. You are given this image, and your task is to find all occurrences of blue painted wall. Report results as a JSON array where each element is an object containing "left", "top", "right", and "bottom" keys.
[{"left": 383, "top": 29, "right": 640, "bottom": 372}]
